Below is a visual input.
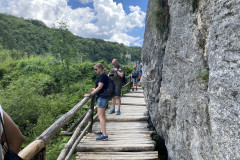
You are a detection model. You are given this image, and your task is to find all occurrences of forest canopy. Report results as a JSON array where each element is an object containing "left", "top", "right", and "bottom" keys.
[{"left": 0, "top": 13, "right": 142, "bottom": 64}]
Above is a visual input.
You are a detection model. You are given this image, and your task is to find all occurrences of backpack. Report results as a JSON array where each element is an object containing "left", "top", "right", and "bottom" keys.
[
  {"left": 132, "top": 71, "right": 138, "bottom": 78},
  {"left": 99, "top": 77, "right": 115, "bottom": 99}
]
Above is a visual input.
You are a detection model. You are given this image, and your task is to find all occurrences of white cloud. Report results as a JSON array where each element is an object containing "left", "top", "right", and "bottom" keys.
[
  {"left": 78, "top": 0, "right": 93, "bottom": 4},
  {"left": 0, "top": 0, "right": 146, "bottom": 46},
  {"left": 126, "top": 6, "right": 146, "bottom": 29},
  {"left": 133, "top": 39, "right": 144, "bottom": 47},
  {"left": 107, "top": 33, "right": 140, "bottom": 46}
]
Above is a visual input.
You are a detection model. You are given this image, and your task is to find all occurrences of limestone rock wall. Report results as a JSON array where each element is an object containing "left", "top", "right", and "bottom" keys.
[{"left": 141, "top": 0, "right": 240, "bottom": 159}]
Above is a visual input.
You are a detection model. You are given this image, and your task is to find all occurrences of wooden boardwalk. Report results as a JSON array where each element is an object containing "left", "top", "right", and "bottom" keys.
[{"left": 76, "top": 88, "right": 158, "bottom": 160}]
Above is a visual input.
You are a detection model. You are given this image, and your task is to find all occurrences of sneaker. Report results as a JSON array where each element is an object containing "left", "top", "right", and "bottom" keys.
[
  {"left": 116, "top": 110, "right": 120, "bottom": 115},
  {"left": 94, "top": 131, "right": 103, "bottom": 135},
  {"left": 96, "top": 135, "right": 108, "bottom": 141},
  {"left": 109, "top": 109, "right": 115, "bottom": 114}
]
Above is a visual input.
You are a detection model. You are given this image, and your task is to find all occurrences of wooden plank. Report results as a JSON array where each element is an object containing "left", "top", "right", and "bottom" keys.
[
  {"left": 76, "top": 151, "right": 158, "bottom": 160},
  {"left": 77, "top": 144, "right": 155, "bottom": 152},
  {"left": 123, "top": 92, "right": 144, "bottom": 98},
  {"left": 106, "top": 116, "right": 148, "bottom": 122},
  {"left": 121, "top": 97, "right": 146, "bottom": 104},
  {"left": 82, "top": 134, "right": 153, "bottom": 139}
]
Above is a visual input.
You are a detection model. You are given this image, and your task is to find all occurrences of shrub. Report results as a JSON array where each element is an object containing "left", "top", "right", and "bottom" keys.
[{"left": 152, "top": 0, "right": 170, "bottom": 34}]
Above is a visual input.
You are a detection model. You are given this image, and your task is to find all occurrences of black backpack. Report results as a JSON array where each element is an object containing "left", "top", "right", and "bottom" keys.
[{"left": 99, "top": 77, "right": 115, "bottom": 99}]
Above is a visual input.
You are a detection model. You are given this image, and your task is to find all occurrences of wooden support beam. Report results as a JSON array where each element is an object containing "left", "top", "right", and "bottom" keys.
[{"left": 57, "top": 109, "right": 92, "bottom": 160}]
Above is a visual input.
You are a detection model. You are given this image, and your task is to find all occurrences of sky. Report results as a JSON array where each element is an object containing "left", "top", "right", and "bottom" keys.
[{"left": 0, "top": 0, "right": 148, "bottom": 47}]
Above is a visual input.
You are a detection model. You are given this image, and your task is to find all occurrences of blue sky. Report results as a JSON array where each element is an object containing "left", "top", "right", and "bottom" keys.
[{"left": 0, "top": 0, "right": 148, "bottom": 46}]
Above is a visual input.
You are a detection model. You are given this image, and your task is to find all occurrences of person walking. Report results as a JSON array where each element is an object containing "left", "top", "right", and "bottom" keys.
[
  {"left": 108, "top": 59, "right": 124, "bottom": 115},
  {"left": 137, "top": 63, "right": 142, "bottom": 86},
  {"left": 0, "top": 105, "right": 24, "bottom": 159},
  {"left": 131, "top": 66, "right": 139, "bottom": 91},
  {"left": 84, "top": 63, "right": 109, "bottom": 141}
]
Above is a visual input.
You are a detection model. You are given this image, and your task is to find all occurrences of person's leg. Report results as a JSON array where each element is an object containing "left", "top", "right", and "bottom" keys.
[
  {"left": 115, "top": 85, "right": 122, "bottom": 115},
  {"left": 132, "top": 83, "right": 134, "bottom": 91},
  {"left": 111, "top": 96, "right": 116, "bottom": 110},
  {"left": 132, "top": 81, "right": 135, "bottom": 91},
  {"left": 96, "top": 97, "right": 108, "bottom": 141},
  {"left": 97, "top": 107, "right": 107, "bottom": 136},
  {"left": 135, "top": 80, "right": 138, "bottom": 90},
  {"left": 117, "top": 96, "right": 121, "bottom": 111},
  {"left": 110, "top": 83, "right": 118, "bottom": 112},
  {"left": 138, "top": 75, "right": 142, "bottom": 87},
  {"left": 133, "top": 78, "right": 137, "bottom": 90}
]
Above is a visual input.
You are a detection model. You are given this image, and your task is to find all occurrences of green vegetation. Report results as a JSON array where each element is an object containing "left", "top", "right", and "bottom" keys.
[
  {"left": 152, "top": 0, "right": 170, "bottom": 34},
  {"left": 0, "top": 46, "right": 133, "bottom": 159},
  {"left": 0, "top": 13, "right": 141, "bottom": 64},
  {"left": 0, "top": 13, "right": 136, "bottom": 159},
  {"left": 197, "top": 67, "right": 209, "bottom": 84}
]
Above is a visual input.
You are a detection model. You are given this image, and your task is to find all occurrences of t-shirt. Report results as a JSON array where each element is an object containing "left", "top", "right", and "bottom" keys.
[
  {"left": 110, "top": 65, "right": 125, "bottom": 85},
  {"left": 137, "top": 66, "right": 142, "bottom": 75},
  {"left": 95, "top": 73, "right": 109, "bottom": 97},
  {"left": 132, "top": 70, "right": 138, "bottom": 78}
]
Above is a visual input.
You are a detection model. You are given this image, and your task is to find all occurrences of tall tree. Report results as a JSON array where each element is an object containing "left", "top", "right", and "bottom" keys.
[{"left": 51, "top": 21, "right": 76, "bottom": 92}]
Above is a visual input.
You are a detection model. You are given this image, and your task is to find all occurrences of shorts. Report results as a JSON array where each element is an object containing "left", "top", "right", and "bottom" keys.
[
  {"left": 113, "top": 84, "right": 122, "bottom": 97},
  {"left": 132, "top": 77, "right": 138, "bottom": 83},
  {"left": 97, "top": 97, "right": 108, "bottom": 108}
]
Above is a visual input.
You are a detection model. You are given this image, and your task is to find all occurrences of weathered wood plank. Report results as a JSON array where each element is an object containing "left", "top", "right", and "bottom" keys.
[
  {"left": 76, "top": 151, "right": 158, "bottom": 160},
  {"left": 77, "top": 144, "right": 155, "bottom": 152},
  {"left": 106, "top": 116, "right": 148, "bottom": 121}
]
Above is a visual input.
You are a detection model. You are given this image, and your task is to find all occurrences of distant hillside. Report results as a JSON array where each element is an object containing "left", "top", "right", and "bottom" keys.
[{"left": 0, "top": 13, "right": 141, "bottom": 64}]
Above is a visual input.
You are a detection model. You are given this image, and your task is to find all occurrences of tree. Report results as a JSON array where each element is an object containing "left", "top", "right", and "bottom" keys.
[{"left": 50, "top": 21, "right": 76, "bottom": 92}]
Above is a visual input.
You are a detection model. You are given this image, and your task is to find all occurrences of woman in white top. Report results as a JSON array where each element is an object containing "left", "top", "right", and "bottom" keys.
[{"left": 0, "top": 105, "right": 24, "bottom": 159}]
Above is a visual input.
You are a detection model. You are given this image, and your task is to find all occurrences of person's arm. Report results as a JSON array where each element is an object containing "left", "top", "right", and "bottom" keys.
[
  {"left": 117, "top": 70, "right": 124, "bottom": 77},
  {"left": 84, "top": 82, "right": 104, "bottom": 97},
  {"left": 1, "top": 111, "right": 24, "bottom": 154}
]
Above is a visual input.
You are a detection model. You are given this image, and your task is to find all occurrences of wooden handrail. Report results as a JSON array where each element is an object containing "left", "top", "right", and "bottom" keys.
[
  {"left": 122, "top": 75, "right": 131, "bottom": 88},
  {"left": 19, "top": 97, "right": 90, "bottom": 160},
  {"left": 57, "top": 109, "right": 92, "bottom": 160},
  {"left": 18, "top": 74, "right": 132, "bottom": 160}
]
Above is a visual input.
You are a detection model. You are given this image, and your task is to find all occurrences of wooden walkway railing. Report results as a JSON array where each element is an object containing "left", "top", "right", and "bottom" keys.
[{"left": 18, "top": 75, "right": 132, "bottom": 160}]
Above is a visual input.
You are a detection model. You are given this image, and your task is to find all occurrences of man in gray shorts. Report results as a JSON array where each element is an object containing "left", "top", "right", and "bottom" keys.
[{"left": 108, "top": 59, "right": 124, "bottom": 115}]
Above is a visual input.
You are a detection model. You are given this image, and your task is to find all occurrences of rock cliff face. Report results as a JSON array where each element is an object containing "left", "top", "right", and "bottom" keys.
[{"left": 141, "top": 0, "right": 240, "bottom": 159}]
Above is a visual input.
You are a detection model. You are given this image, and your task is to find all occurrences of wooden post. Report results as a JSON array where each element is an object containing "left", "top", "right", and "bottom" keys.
[
  {"left": 89, "top": 95, "right": 95, "bottom": 133},
  {"left": 32, "top": 147, "right": 46, "bottom": 160}
]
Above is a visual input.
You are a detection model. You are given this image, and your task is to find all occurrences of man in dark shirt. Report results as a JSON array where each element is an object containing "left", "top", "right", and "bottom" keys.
[{"left": 108, "top": 59, "right": 124, "bottom": 115}]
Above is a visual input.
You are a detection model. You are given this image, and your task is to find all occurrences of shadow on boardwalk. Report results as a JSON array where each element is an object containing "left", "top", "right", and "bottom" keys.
[{"left": 76, "top": 88, "right": 158, "bottom": 160}]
